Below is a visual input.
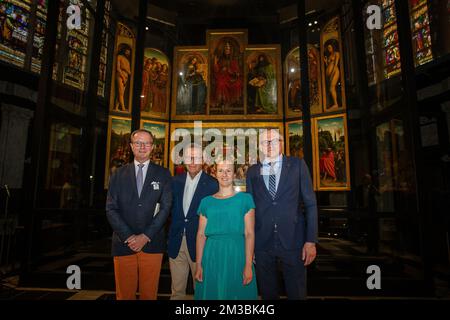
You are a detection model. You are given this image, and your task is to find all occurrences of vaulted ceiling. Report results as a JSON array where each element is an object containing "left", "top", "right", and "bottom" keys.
[{"left": 110, "top": 0, "right": 344, "bottom": 22}]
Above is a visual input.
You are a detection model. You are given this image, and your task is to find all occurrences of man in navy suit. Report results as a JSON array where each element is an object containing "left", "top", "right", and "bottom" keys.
[
  {"left": 246, "top": 128, "right": 318, "bottom": 300},
  {"left": 168, "top": 144, "right": 218, "bottom": 299},
  {"left": 106, "top": 129, "right": 172, "bottom": 300}
]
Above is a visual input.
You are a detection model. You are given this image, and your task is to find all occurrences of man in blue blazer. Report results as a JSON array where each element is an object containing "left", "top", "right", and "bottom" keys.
[
  {"left": 106, "top": 129, "right": 172, "bottom": 300},
  {"left": 246, "top": 128, "right": 318, "bottom": 300},
  {"left": 168, "top": 144, "right": 218, "bottom": 299}
]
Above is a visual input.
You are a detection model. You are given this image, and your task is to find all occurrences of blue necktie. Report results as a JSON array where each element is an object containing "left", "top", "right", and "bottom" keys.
[
  {"left": 268, "top": 162, "right": 276, "bottom": 199},
  {"left": 137, "top": 163, "right": 144, "bottom": 197}
]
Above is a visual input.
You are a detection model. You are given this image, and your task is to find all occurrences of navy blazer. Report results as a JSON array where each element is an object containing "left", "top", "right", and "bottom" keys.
[
  {"left": 246, "top": 155, "right": 318, "bottom": 251},
  {"left": 106, "top": 162, "right": 172, "bottom": 256},
  {"left": 168, "top": 172, "right": 218, "bottom": 260}
]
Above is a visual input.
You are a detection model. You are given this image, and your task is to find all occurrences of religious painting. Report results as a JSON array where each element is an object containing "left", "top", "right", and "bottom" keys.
[
  {"left": 245, "top": 45, "right": 282, "bottom": 117},
  {"left": 320, "top": 17, "right": 346, "bottom": 112},
  {"left": 285, "top": 45, "right": 322, "bottom": 117},
  {"left": 141, "top": 48, "right": 170, "bottom": 118},
  {"left": 172, "top": 47, "right": 208, "bottom": 118},
  {"left": 312, "top": 114, "right": 350, "bottom": 191},
  {"left": 141, "top": 120, "right": 168, "bottom": 167},
  {"left": 207, "top": 29, "right": 247, "bottom": 115},
  {"left": 286, "top": 120, "right": 304, "bottom": 159},
  {"left": 169, "top": 122, "right": 283, "bottom": 191},
  {"left": 104, "top": 116, "right": 132, "bottom": 188},
  {"left": 109, "top": 22, "right": 135, "bottom": 114}
]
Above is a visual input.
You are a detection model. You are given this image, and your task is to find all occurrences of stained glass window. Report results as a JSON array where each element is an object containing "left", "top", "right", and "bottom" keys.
[
  {"left": 31, "top": 0, "right": 46, "bottom": 73},
  {"left": 62, "top": 0, "right": 90, "bottom": 90},
  {"left": 51, "top": 0, "right": 91, "bottom": 90},
  {"left": 0, "top": 0, "right": 32, "bottom": 68},
  {"left": 409, "top": 0, "right": 433, "bottom": 66},
  {"left": 98, "top": 0, "right": 111, "bottom": 97},
  {"left": 381, "top": 0, "right": 401, "bottom": 79}
]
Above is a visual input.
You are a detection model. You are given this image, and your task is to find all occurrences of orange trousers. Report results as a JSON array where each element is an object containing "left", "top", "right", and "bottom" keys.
[{"left": 113, "top": 252, "right": 163, "bottom": 300}]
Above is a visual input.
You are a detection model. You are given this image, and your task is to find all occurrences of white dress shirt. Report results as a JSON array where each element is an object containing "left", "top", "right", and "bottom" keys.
[
  {"left": 134, "top": 159, "right": 150, "bottom": 182},
  {"left": 261, "top": 154, "right": 283, "bottom": 192},
  {"left": 183, "top": 171, "right": 202, "bottom": 217}
]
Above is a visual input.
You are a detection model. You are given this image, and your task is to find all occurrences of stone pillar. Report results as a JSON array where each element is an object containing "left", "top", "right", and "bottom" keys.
[{"left": 0, "top": 104, "right": 34, "bottom": 188}]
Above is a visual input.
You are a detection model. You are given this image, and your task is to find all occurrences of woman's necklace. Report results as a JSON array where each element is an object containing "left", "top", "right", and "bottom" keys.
[{"left": 217, "top": 190, "right": 235, "bottom": 198}]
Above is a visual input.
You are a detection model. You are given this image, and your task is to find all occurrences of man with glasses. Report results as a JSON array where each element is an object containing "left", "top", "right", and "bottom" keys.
[
  {"left": 106, "top": 129, "right": 172, "bottom": 300},
  {"left": 246, "top": 128, "right": 318, "bottom": 300},
  {"left": 168, "top": 143, "right": 218, "bottom": 299}
]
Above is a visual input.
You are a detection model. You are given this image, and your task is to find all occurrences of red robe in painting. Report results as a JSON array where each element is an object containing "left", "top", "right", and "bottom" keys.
[
  {"left": 320, "top": 150, "right": 336, "bottom": 180},
  {"left": 212, "top": 57, "right": 243, "bottom": 106}
]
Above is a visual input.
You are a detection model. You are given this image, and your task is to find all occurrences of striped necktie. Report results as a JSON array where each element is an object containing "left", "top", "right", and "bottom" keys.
[{"left": 268, "top": 162, "right": 276, "bottom": 199}]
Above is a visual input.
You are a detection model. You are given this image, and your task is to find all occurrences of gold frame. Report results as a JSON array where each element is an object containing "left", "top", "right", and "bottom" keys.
[
  {"left": 140, "top": 119, "right": 169, "bottom": 167},
  {"left": 169, "top": 121, "right": 284, "bottom": 175},
  {"left": 320, "top": 16, "right": 347, "bottom": 113},
  {"left": 312, "top": 113, "right": 351, "bottom": 191},
  {"left": 104, "top": 115, "right": 132, "bottom": 188},
  {"left": 170, "top": 46, "right": 209, "bottom": 120},
  {"left": 206, "top": 29, "right": 248, "bottom": 119},
  {"left": 285, "top": 119, "right": 304, "bottom": 158},
  {"left": 284, "top": 45, "right": 324, "bottom": 118},
  {"left": 206, "top": 29, "right": 248, "bottom": 52},
  {"left": 109, "top": 22, "right": 136, "bottom": 115},
  {"left": 244, "top": 45, "right": 283, "bottom": 120},
  {"left": 141, "top": 48, "right": 171, "bottom": 120}
]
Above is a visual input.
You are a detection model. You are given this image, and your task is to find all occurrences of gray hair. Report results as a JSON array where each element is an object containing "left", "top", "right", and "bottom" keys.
[{"left": 131, "top": 129, "right": 154, "bottom": 142}]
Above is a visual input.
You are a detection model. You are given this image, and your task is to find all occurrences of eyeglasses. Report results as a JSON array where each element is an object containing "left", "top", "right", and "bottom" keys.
[
  {"left": 133, "top": 141, "right": 153, "bottom": 148},
  {"left": 260, "top": 139, "right": 281, "bottom": 146}
]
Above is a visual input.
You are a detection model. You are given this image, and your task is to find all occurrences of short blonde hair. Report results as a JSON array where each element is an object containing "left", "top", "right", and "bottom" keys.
[{"left": 214, "top": 155, "right": 236, "bottom": 172}]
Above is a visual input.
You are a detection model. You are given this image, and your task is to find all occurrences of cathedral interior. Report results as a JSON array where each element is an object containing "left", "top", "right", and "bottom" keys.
[{"left": 0, "top": 0, "right": 449, "bottom": 300}]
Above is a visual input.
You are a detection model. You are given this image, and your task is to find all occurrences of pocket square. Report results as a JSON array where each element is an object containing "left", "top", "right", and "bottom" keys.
[
  {"left": 154, "top": 203, "right": 160, "bottom": 217},
  {"left": 151, "top": 181, "right": 160, "bottom": 190}
]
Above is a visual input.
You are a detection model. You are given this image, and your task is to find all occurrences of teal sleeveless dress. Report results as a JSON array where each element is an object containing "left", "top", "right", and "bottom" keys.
[{"left": 194, "top": 192, "right": 258, "bottom": 300}]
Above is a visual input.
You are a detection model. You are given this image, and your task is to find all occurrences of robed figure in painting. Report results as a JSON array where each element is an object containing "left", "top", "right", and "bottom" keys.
[
  {"left": 248, "top": 54, "right": 276, "bottom": 114},
  {"left": 211, "top": 40, "right": 243, "bottom": 114},
  {"left": 177, "top": 56, "right": 207, "bottom": 114}
]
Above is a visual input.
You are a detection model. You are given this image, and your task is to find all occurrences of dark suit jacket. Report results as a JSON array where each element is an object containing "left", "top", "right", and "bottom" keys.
[
  {"left": 168, "top": 172, "right": 218, "bottom": 260},
  {"left": 106, "top": 162, "right": 172, "bottom": 256},
  {"left": 246, "top": 155, "right": 318, "bottom": 251}
]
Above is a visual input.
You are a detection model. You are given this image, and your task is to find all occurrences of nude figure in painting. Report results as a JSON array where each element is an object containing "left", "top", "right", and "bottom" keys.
[
  {"left": 324, "top": 41, "right": 340, "bottom": 110},
  {"left": 115, "top": 46, "right": 132, "bottom": 111}
]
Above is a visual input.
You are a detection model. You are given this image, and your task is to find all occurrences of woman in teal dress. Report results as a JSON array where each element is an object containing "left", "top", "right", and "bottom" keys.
[{"left": 194, "top": 159, "right": 258, "bottom": 300}]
